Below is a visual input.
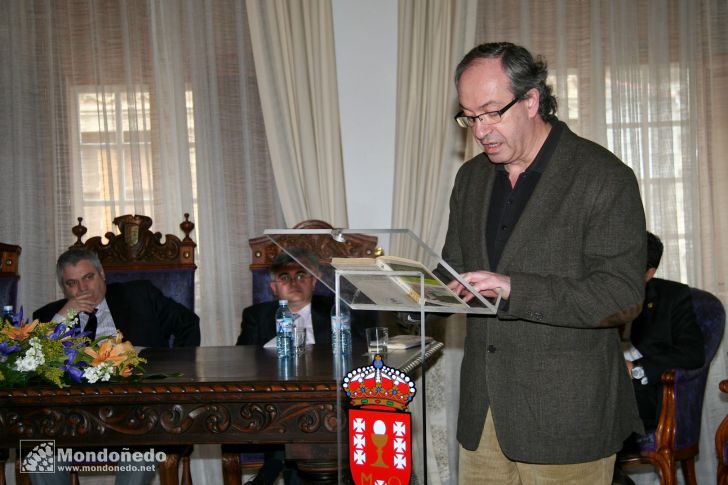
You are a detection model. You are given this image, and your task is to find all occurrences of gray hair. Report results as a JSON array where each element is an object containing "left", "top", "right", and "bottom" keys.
[
  {"left": 269, "top": 248, "right": 320, "bottom": 277},
  {"left": 56, "top": 248, "right": 103, "bottom": 287},
  {"left": 454, "top": 42, "right": 558, "bottom": 123}
]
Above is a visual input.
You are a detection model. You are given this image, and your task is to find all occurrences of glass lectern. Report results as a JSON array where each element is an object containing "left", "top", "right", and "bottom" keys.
[{"left": 263, "top": 227, "right": 500, "bottom": 484}]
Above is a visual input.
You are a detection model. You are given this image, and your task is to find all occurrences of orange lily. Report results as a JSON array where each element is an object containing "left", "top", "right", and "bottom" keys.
[
  {"left": 84, "top": 338, "right": 134, "bottom": 368},
  {"left": 1, "top": 319, "right": 40, "bottom": 341},
  {"left": 118, "top": 366, "right": 133, "bottom": 378}
]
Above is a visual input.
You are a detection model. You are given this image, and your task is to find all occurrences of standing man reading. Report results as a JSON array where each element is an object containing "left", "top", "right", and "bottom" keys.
[{"left": 444, "top": 42, "right": 646, "bottom": 484}]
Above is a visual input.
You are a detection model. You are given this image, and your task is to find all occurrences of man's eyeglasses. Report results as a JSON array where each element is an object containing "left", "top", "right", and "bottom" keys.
[
  {"left": 454, "top": 97, "right": 520, "bottom": 128},
  {"left": 273, "top": 272, "right": 312, "bottom": 284}
]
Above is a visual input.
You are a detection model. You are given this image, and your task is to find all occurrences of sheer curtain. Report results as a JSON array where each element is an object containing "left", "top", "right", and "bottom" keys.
[
  {"left": 391, "top": 0, "right": 476, "bottom": 260},
  {"left": 1, "top": 0, "right": 279, "bottom": 341},
  {"left": 0, "top": 1, "right": 280, "bottom": 482},
  {"left": 246, "top": 0, "right": 348, "bottom": 227}
]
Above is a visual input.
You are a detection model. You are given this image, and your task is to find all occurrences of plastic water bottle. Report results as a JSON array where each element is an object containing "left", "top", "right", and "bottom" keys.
[
  {"left": 331, "top": 302, "right": 352, "bottom": 355},
  {"left": 275, "top": 300, "right": 294, "bottom": 358},
  {"left": 2, "top": 305, "right": 13, "bottom": 324}
]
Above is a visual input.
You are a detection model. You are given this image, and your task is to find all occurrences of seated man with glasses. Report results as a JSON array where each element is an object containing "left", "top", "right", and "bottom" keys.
[
  {"left": 236, "top": 247, "right": 370, "bottom": 347},
  {"left": 235, "top": 247, "right": 374, "bottom": 484}
]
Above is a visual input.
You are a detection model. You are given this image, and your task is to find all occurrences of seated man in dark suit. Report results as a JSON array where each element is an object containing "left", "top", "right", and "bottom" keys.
[
  {"left": 34, "top": 248, "right": 200, "bottom": 347},
  {"left": 236, "top": 248, "right": 374, "bottom": 485},
  {"left": 31, "top": 247, "right": 200, "bottom": 485},
  {"left": 613, "top": 232, "right": 705, "bottom": 485},
  {"left": 237, "top": 247, "right": 370, "bottom": 347}
]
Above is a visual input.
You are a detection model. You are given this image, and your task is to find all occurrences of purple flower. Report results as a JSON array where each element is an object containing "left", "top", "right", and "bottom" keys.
[
  {"left": 62, "top": 347, "right": 86, "bottom": 383},
  {"left": 11, "top": 307, "right": 25, "bottom": 327},
  {"left": 64, "top": 346, "right": 78, "bottom": 361},
  {"left": 64, "top": 364, "right": 85, "bottom": 383},
  {"left": 0, "top": 342, "right": 21, "bottom": 356},
  {"left": 49, "top": 322, "right": 68, "bottom": 340},
  {"left": 66, "top": 322, "right": 85, "bottom": 338}
]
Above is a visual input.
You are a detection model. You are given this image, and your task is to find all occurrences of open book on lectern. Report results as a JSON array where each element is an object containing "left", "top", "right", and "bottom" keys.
[
  {"left": 263, "top": 226, "right": 499, "bottom": 314},
  {"left": 331, "top": 255, "right": 469, "bottom": 310}
]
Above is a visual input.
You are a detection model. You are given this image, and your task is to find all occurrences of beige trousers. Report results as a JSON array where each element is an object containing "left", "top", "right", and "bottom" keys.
[{"left": 459, "top": 409, "right": 615, "bottom": 485}]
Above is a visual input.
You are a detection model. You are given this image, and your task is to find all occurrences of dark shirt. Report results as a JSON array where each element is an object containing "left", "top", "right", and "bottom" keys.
[{"left": 486, "top": 121, "right": 564, "bottom": 270}]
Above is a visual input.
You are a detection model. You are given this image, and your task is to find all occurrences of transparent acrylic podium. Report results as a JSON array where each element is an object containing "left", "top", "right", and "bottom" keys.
[{"left": 264, "top": 227, "right": 499, "bottom": 484}]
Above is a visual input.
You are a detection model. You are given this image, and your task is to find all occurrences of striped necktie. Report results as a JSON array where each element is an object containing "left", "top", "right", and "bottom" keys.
[{"left": 84, "top": 309, "right": 98, "bottom": 340}]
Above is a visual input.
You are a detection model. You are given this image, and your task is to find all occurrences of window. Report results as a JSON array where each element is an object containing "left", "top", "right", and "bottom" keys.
[
  {"left": 70, "top": 86, "right": 197, "bottom": 238},
  {"left": 604, "top": 63, "right": 693, "bottom": 282},
  {"left": 550, "top": 64, "right": 693, "bottom": 282}
]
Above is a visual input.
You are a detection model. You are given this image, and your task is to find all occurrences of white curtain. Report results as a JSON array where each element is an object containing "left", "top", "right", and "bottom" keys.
[
  {"left": 246, "top": 0, "right": 348, "bottom": 228},
  {"left": 0, "top": 1, "right": 282, "bottom": 483},
  {"left": 391, "top": 0, "right": 477, "bottom": 262}
]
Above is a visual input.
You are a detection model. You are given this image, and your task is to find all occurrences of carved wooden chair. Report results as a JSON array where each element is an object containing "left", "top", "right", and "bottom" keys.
[
  {"left": 716, "top": 379, "right": 728, "bottom": 485},
  {"left": 620, "top": 287, "right": 726, "bottom": 485},
  {"left": 0, "top": 242, "right": 21, "bottom": 310},
  {"left": 221, "top": 220, "right": 379, "bottom": 484},
  {"left": 68, "top": 214, "right": 197, "bottom": 485},
  {"left": 71, "top": 213, "right": 196, "bottom": 312},
  {"left": 248, "top": 219, "right": 379, "bottom": 304}
]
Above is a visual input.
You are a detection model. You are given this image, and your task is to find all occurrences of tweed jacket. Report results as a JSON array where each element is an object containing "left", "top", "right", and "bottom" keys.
[
  {"left": 442, "top": 121, "right": 646, "bottom": 463},
  {"left": 33, "top": 280, "right": 201, "bottom": 348}
]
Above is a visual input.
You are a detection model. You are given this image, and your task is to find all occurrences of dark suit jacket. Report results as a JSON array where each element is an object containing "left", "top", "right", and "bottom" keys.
[
  {"left": 630, "top": 277, "right": 704, "bottom": 429},
  {"left": 236, "top": 294, "right": 372, "bottom": 346},
  {"left": 33, "top": 280, "right": 200, "bottom": 348},
  {"left": 441, "top": 121, "right": 646, "bottom": 463}
]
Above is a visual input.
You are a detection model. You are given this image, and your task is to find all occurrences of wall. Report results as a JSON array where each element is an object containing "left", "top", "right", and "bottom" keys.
[{"left": 332, "top": 0, "right": 398, "bottom": 230}]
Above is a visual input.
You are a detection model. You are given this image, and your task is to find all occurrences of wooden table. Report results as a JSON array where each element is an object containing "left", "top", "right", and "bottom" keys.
[{"left": 0, "top": 342, "right": 443, "bottom": 484}]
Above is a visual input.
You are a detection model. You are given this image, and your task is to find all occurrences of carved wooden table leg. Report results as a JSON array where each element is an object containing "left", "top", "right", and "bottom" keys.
[
  {"left": 13, "top": 458, "right": 31, "bottom": 485},
  {"left": 181, "top": 451, "right": 193, "bottom": 485},
  {"left": 157, "top": 452, "right": 180, "bottom": 485},
  {"left": 287, "top": 443, "right": 350, "bottom": 484},
  {"left": 0, "top": 448, "right": 7, "bottom": 485},
  {"left": 221, "top": 451, "right": 242, "bottom": 485},
  {"left": 296, "top": 459, "right": 346, "bottom": 484}
]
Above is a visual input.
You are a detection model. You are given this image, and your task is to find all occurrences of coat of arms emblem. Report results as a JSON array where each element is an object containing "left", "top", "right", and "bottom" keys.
[{"left": 342, "top": 354, "right": 417, "bottom": 485}]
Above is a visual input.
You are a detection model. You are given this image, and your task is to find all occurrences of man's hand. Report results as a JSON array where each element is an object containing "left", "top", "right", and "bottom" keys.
[
  {"left": 58, "top": 290, "right": 98, "bottom": 318},
  {"left": 447, "top": 271, "right": 511, "bottom": 302},
  {"left": 624, "top": 359, "right": 634, "bottom": 376}
]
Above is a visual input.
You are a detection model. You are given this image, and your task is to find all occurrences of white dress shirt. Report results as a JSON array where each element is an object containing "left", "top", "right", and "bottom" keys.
[{"left": 53, "top": 298, "right": 117, "bottom": 338}]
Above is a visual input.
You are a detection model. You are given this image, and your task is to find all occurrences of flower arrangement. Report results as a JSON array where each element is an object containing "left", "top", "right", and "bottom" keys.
[{"left": 0, "top": 309, "right": 146, "bottom": 388}]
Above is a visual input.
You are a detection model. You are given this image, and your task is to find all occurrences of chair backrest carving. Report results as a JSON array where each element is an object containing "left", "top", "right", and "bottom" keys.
[
  {"left": 0, "top": 243, "right": 21, "bottom": 309},
  {"left": 70, "top": 214, "right": 196, "bottom": 310},
  {"left": 248, "top": 220, "right": 380, "bottom": 304}
]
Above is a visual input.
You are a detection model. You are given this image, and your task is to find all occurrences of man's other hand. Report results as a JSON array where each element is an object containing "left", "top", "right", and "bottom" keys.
[{"left": 447, "top": 271, "right": 511, "bottom": 302}]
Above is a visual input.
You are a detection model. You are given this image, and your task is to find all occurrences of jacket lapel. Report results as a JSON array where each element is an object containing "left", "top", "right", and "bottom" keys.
[
  {"left": 496, "top": 130, "right": 575, "bottom": 272},
  {"left": 468, "top": 155, "right": 496, "bottom": 271},
  {"left": 105, "top": 284, "right": 132, "bottom": 336}
]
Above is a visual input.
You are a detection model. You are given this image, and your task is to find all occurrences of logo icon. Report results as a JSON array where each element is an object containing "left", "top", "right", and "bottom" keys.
[
  {"left": 20, "top": 440, "right": 55, "bottom": 473},
  {"left": 343, "top": 354, "right": 416, "bottom": 485}
]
